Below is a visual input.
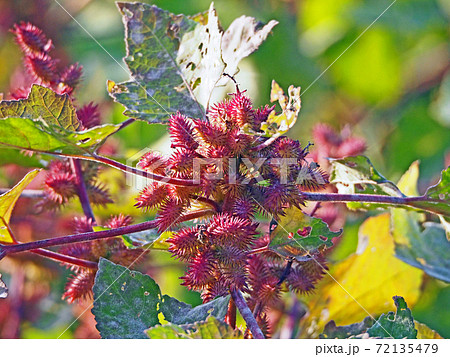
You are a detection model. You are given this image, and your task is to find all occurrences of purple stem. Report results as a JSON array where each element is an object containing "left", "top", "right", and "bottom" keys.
[
  {"left": 301, "top": 192, "right": 432, "bottom": 205},
  {"left": 229, "top": 288, "right": 265, "bottom": 339},
  {"left": 70, "top": 158, "right": 96, "bottom": 223},
  {"left": 0, "top": 210, "right": 210, "bottom": 256}
]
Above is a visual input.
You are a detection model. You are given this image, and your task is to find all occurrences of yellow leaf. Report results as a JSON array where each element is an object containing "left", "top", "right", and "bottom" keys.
[
  {"left": 303, "top": 213, "right": 423, "bottom": 337},
  {"left": 0, "top": 169, "right": 40, "bottom": 243},
  {"left": 415, "top": 321, "right": 443, "bottom": 339}
]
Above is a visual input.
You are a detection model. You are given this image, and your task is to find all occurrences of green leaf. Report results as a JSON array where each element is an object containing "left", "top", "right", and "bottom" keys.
[
  {"left": 92, "top": 259, "right": 231, "bottom": 339},
  {"left": 159, "top": 295, "right": 230, "bottom": 325},
  {"left": 108, "top": 2, "right": 204, "bottom": 123},
  {"left": 0, "top": 170, "right": 40, "bottom": 243},
  {"left": 367, "top": 296, "right": 417, "bottom": 339},
  {"left": 92, "top": 258, "right": 161, "bottom": 338},
  {"left": 0, "top": 84, "right": 80, "bottom": 131},
  {"left": 269, "top": 207, "right": 340, "bottom": 261},
  {"left": 146, "top": 316, "right": 243, "bottom": 339},
  {"left": 0, "top": 148, "right": 44, "bottom": 168},
  {"left": 122, "top": 229, "right": 172, "bottom": 250},
  {"left": 392, "top": 212, "right": 450, "bottom": 283},
  {"left": 330, "top": 155, "right": 404, "bottom": 211},
  {"left": 0, "top": 117, "right": 124, "bottom": 157},
  {"left": 0, "top": 273, "right": 8, "bottom": 299},
  {"left": 320, "top": 317, "right": 374, "bottom": 339}
]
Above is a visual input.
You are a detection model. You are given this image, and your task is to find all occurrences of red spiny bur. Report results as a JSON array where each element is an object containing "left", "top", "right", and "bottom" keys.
[
  {"left": 169, "top": 112, "right": 198, "bottom": 150},
  {"left": 61, "top": 214, "right": 147, "bottom": 303},
  {"left": 24, "top": 53, "right": 59, "bottom": 85},
  {"left": 10, "top": 22, "right": 53, "bottom": 55},
  {"left": 58, "top": 63, "right": 83, "bottom": 95},
  {"left": 76, "top": 102, "right": 101, "bottom": 129}
]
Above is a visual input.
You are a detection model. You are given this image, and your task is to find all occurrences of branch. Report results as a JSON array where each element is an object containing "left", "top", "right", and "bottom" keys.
[
  {"left": 0, "top": 210, "right": 211, "bottom": 257},
  {"left": 70, "top": 158, "right": 96, "bottom": 223},
  {"left": 91, "top": 154, "right": 198, "bottom": 187},
  {"left": 301, "top": 192, "right": 433, "bottom": 206},
  {"left": 229, "top": 288, "right": 265, "bottom": 339},
  {"left": 31, "top": 248, "right": 98, "bottom": 269}
]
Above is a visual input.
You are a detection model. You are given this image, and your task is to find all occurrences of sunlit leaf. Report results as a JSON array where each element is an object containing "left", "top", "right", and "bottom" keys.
[
  {"left": 0, "top": 170, "right": 40, "bottom": 243},
  {"left": 367, "top": 296, "right": 417, "bottom": 339},
  {"left": 0, "top": 117, "right": 125, "bottom": 157},
  {"left": 414, "top": 321, "right": 443, "bottom": 339},
  {"left": 92, "top": 259, "right": 231, "bottom": 339},
  {"left": 0, "top": 84, "right": 80, "bottom": 131},
  {"left": 269, "top": 207, "right": 340, "bottom": 261},
  {"left": 302, "top": 213, "right": 422, "bottom": 337},
  {"left": 146, "top": 316, "right": 243, "bottom": 339}
]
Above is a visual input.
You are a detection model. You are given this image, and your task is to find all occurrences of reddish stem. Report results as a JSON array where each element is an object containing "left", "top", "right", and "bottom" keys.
[
  {"left": 225, "top": 297, "right": 237, "bottom": 329},
  {"left": 31, "top": 248, "right": 98, "bottom": 269},
  {"left": 302, "top": 192, "right": 432, "bottom": 205},
  {"left": 0, "top": 210, "right": 211, "bottom": 257},
  {"left": 70, "top": 158, "right": 96, "bottom": 224},
  {"left": 91, "top": 154, "right": 197, "bottom": 187}
]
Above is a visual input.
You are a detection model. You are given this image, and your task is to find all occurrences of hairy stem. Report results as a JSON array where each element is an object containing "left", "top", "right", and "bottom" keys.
[
  {"left": 70, "top": 158, "right": 96, "bottom": 224},
  {"left": 0, "top": 210, "right": 211, "bottom": 257},
  {"left": 229, "top": 288, "right": 265, "bottom": 339}
]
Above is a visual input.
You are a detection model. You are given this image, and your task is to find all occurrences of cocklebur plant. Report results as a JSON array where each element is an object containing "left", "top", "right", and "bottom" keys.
[{"left": 0, "top": 2, "right": 448, "bottom": 339}]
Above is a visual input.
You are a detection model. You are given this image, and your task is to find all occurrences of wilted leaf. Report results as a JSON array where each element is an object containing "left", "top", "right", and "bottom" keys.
[
  {"left": 109, "top": 2, "right": 204, "bottom": 123},
  {"left": 320, "top": 317, "right": 373, "bottom": 339},
  {"left": 146, "top": 316, "right": 243, "bottom": 339},
  {"left": 122, "top": 229, "right": 172, "bottom": 250},
  {"left": 0, "top": 117, "right": 124, "bottom": 157},
  {"left": 269, "top": 207, "right": 340, "bottom": 261},
  {"left": 0, "top": 84, "right": 80, "bottom": 131},
  {"left": 330, "top": 156, "right": 450, "bottom": 217},
  {"left": 0, "top": 170, "right": 40, "bottom": 243},
  {"left": 218, "top": 16, "right": 278, "bottom": 85},
  {"left": 330, "top": 155, "right": 404, "bottom": 211},
  {"left": 92, "top": 258, "right": 161, "bottom": 338},
  {"left": 110, "top": 2, "right": 277, "bottom": 123},
  {"left": 367, "top": 296, "right": 417, "bottom": 339},
  {"left": 92, "top": 259, "right": 231, "bottom": 339},
  {"left": 258, "top": 81, "right": 301, "bottom": 138},
  {"left": 0, "top": 273, "right": 8, "bottom": 299},
  {"left": 176, "top": 3, "right": 225, "bottom": 108},
  {"left": 302, "top": 213, "right": 422, "bottom": 337},
  {"left": 414, "top": 321, "right": 443, "bottom": 339},
  {"left": 159, "top": 295, "right": 230, "bottom": 325}
]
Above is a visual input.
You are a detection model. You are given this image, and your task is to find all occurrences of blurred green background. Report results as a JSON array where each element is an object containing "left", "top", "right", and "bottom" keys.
[{"left": 0, "top": 0, "right": 448, "bottom": 338}]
